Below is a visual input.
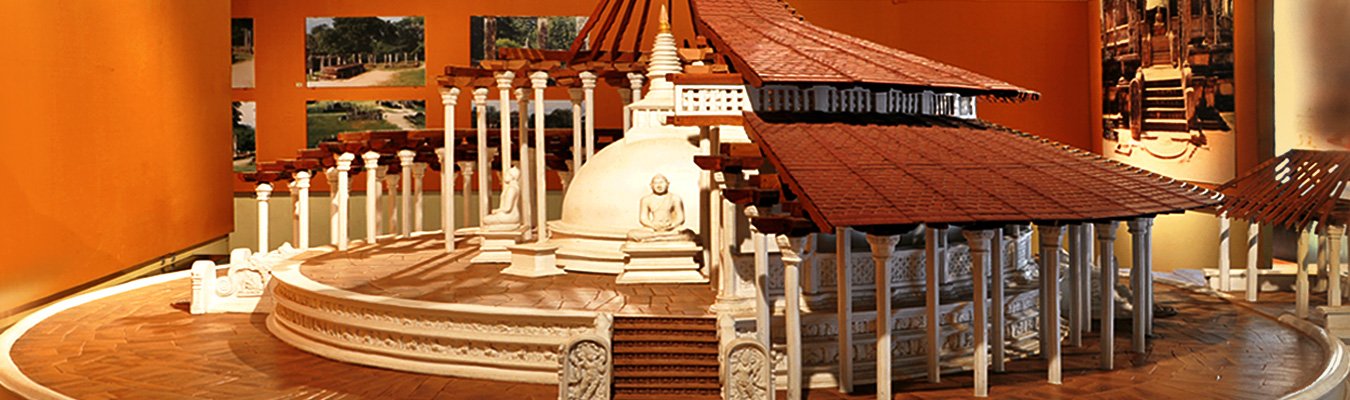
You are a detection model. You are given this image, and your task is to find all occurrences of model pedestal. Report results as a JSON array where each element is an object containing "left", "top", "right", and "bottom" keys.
[
  {"left": 470, "top": 228, "right": 525, "bottom": 265},
  {"left": 501, "top": 242, "right": 565, "bottom": 278},
  {"left": 616, "top": 241, "right": 706, "bottom": 284}
]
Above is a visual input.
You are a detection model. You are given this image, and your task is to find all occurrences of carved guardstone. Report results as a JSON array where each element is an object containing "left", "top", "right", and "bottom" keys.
[
  {"left": 558, "top": 335, "right": 611, "bottom": 400},
  {"left": 502, "top": 241, "right": 565, "bottom": 278}
]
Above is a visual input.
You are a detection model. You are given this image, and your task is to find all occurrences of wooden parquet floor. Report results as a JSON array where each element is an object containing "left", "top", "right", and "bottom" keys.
[
  {"left": 299, "top": 236, "right": 718, "bottom": 316},
  {"left": 2, "top": 273, "right": 1329, "bottom": 399}
]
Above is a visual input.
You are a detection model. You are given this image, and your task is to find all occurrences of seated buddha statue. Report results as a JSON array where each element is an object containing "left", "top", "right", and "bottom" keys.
[
  {"left": 481, "top": 167, "right": 522, "bottom": 231},
  {"left": 626, "top": 174, "right": 696, "bottom": 243}
]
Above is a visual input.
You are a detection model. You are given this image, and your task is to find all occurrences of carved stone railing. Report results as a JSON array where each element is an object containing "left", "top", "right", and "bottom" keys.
[
  {"left": 672, "top": 83, "right": 977, "bottom": 119},
  {"left": 191, "top": 245, "right": 302, "bottom": 314},
  {"left": 559, "top": 334, "right": 612, "bottom": 400},
  {"left": 267, "top": 264, "right": 610, "bottom": 384},
  {"left": 721, "top": 338, "right": 772, "bottom": 400}
]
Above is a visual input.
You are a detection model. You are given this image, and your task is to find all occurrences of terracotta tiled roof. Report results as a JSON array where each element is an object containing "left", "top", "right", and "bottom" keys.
[
  {"left": 743, "top": 112, "right": 1218, "bottom": 230},
  {"left": 1217, "top": 150, "right": 1350, "bottom": 230},
  {"left": 692, "top": 0, "right": 1039, "bottom": 100}
]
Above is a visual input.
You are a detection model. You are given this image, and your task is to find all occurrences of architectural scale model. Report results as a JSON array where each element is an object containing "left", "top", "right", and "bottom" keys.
[{"left": 3, "top": 0, "right": 1350, "bottom": 400}]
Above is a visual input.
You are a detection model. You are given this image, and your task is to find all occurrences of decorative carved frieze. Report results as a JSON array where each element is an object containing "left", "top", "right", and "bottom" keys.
[
  {"left": 559, "top": 335, "right": 611, "bottom": 400},
  {"left": 723, "top": 339, "right": 772, "bottom": 400}
]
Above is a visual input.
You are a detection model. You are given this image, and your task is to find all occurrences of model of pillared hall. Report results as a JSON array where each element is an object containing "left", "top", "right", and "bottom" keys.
[{"left": 2, "top": 0, "right": 1349, "bottom": 399}]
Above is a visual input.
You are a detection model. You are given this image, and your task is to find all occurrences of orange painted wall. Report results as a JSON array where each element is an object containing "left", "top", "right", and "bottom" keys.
[
  {"left": 0, "top": 0, "right": 233, "bottom": 315},
  {"left": 236, "top": 0, "right": 1095, "bottom": 194}
]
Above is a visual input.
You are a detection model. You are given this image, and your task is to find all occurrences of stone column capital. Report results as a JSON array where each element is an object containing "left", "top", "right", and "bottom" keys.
[
  {"left": 439, "top": 86, "right": 461, "bottom": 106},
  {"left": 472, "top": 87, "right": 489, "bottom": 104},
  {"left": 1037, "top": 224, "right": 1064, "bottom": 242},
  {"left": 336, "top": 152, "right": 356, "bottom": 170},
  {"left": 568, "top": 87, "right": 584, "bottom": 103},
  {"left": 864, "top": 234, "right": 901, "bottom": 258},
  {"left": 411, "top": 163, "right": 427, "bottom": 177},
  {"left": 961, "top": 229, "right": 996, "bottom": 251},
  {"left": 1126, "top": 217, "right": 1154, "bottom": 233},
  {"left": 579, "top": 71, "right": 597, "bottom": 87},
  {"left": 361, "top": 151, "right": 381, "bottom": 167},
  {"left": 397, "top": 149, "right": 416, "bottom": 165},
  {"left": 627, "top": 72, "right": 645, "bottom": 86},
  {"left": 456, "top": 161, "right": 477, "bottom": 172},
  {"left": 494, "top": 71, "right": 515, "bottom": 88},
  {"left": 776, "top": 234, "right": 814, "bottom": 263},
  {"left": 294, "top": 171, "right": 312, "bottom": 188},
  {"left": 255, "top": 182, "right": 273, "bottom": 200},
  {"left": 1094, "top": 221, "right": 1119, "bottom": 240},
  {"left": 529, "top": 70, "right": 549, "bottom": 88}
]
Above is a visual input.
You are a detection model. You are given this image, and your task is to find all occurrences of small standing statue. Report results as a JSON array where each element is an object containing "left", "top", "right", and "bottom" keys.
[
  {"left": 481, "top": 167, "right": 522, "bottom": 231},
  {"left": 627, "top": 174, "right": 696, "bottom": 242}
]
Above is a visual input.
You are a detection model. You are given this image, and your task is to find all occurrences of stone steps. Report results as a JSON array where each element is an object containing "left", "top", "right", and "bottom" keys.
[{"left": 612, "top": 316, "right": 720, "bottom": 400}]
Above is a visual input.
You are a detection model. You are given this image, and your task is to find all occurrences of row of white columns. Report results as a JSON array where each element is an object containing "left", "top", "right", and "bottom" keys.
[
  {"left": 759, "top": 218, "right": 1154, "bottom": 399},
  {"left": 1214, "top": 215, "right": 1347, "bottom": 318}
]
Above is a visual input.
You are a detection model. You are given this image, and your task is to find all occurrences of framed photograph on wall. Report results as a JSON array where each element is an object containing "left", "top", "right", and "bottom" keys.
[
  {"left": 469, "top": 16, "right": 587, "bottom": 64},
  {"left": 232, "top": 18, "right": 254, "bottom": 89},
  {"left": 1099, "top": 0, "right": 1235, "bottom": 184},
  {"left": 306, "top": 100, "right": 426, "bottom": 147},
  {"left": 305, "top": 17, "right": 426, "bottom": 88},
  {"left": 233, "top": 101, "right": 256, "bottom": 173}
]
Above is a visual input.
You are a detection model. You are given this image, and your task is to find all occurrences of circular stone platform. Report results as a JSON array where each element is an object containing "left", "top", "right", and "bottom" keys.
[{"left": 0, "top": 263, "right": 1341, "bottom": 399}]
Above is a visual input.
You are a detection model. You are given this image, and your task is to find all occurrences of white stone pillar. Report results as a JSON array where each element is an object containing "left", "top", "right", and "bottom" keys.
[
  {"left": 336, "top": 153, "right": 354, "bottom": 250},
  {"left": 1219, "top": 213, "right": 1231, "bottom": 291},
  {"left": 495, "top": 72, "right": 514, "bottom": 200},
  {"left": 628, "top": 72, "right": 644, "bottom": 103},
  {"left": 1297, "top": 226, "right": 1310, "bottom": 318},
  {"left": 990, "top": 227, "right": 1006, "bottom": 373},
  {"left": 295, "top": 171, "right": 311, "bottom": 250},
  {"left": 457, "top": 161, "right": 476, "bottom": 230},
  {"left": 473, "top": 87, "right": 491, "bottom": 228},
  {"left": 779, "top": 234, "right": 812, "bottom": 400},
  {"left": 1127, "top": 218, "right": 1153, "bottom": 353},
  {"left": 255, "top": 182, "right": 273, "bottom": 253},
  {"left": 619, "top": 88, "right": 633, "bottom": 132},
  {"left": 835, "top": 227, "right": 854, "bottom": 392},
  {"left": 325, "top": 167, "right": 340, "bottom": 247},
  {"left": 530, "top": 71, "right": 549, "bottom": 241},
  {"left": 289, "top": 180, "right": 299, "bottom": 247},
  {"left": 1096, "top": 221, "right": 1118, "bottom": 370},
  {"left": 866, "top": 233, "right": 900, "bottom": 399},
  {"left": 1247, "top": 221, "right": 1260, "bottom": 301},
  {"left": 568, "top": 87, "right": 583, "bottom": 170},
  {"left": 440, "top": 86, "right": 460, "bottom": 247},
  {"left": 964, "top": 229, "right": 995, "bottom": 397},
  {"left": 399, "top": 150, "right": 415, "bottom": 237},
  {"left": 1081, "top": 223, "right": 1093, "bottom": 334},
  {"left": 382, "top": 169, "right": 399, "bottom": 236},
  {"left": 923, "top": 227, "right": 942, "bottom": 383},
  {"left": 363, "top": 151, "right": 380, "bottom": 243},
  {"left": 580, "top": 71, "right": 597, "bottom": 162},
  {"left": 412, "top": 163, "right": 426, "bottom": 232},
  {"left": 750, "top": 220, "right": 771, "bottom": 348},
  {"left": 1038, "top": 225, "right": 1064, "bottom": 384},
  {"left": 1331, "top": 225, "right": 1344, "bottom": 307},
  {"left": 515, "top": 87, "right": 532, "bottom": 237},
  {"left": 1067, "top": 224, "right": 1082, "bottom": 348}
]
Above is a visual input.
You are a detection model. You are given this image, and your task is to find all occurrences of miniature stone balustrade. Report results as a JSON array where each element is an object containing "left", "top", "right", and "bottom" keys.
[
  {"left": 736, "top": 85, "right": 978, "bottom": 119},
  {"left": 674, "top": 84, "right": 752, "bottom": 116},
  {"left": 295, "top": 171, "right": 311, "bottom": 250},
  {"left": 190, "top": 245, "right": 301, "bottom": 314}
]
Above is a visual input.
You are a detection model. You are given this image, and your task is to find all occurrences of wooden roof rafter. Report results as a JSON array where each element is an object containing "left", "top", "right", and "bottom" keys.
[{"left": 1217, "top": 150, "right": 1350, "bottom": 231}]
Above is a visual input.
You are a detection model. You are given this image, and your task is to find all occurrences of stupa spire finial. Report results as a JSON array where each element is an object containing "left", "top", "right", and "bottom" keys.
[
  {"left": 645, "top": 1, "right": 681, "bottom": 92},
  {"left": 659, "top": 3, "right": 671, "bottom": 33}
]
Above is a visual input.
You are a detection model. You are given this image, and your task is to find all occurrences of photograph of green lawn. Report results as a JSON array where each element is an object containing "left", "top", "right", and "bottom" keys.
[
  {"left": 306, "top": 100, "right": 426, "bottom": 147},
  {"left": 306, "top": 17, "right": 425, "bottom": 87},
  {"left": 232, "top": 18, "right": 253, "bottom": 88}
]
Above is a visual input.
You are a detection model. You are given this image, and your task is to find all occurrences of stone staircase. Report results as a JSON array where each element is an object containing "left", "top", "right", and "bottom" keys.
[
  {"left": 1141, "top": 67, "right": 1188, "bottom": 139},
  {"left": 611, "top": 316, "right": 720, "bottom": 400}
]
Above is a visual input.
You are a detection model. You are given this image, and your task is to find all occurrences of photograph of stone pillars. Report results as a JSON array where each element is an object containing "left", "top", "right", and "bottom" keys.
[
  {"left": 580, "top": 71, "right": 597, "bottom": 162},
  {"left": 336, "top": 152, "right": 355, "bottom": 250},
  {"left": 255, "top": 182, "right": 272, "bottom": 253},
  {"left": 1127, "top": 217, "right": 1154, "bottom": 352},
  {"left": 362, "top": 151, "right": 381, "bottom": 244},
  {"left": 399, "top": 149, "right": 415, "bottom": 237},
  {"left": 964, "top": 228, "right": 995, "bottom": 397},
  {"left": 440, "top": 86, "right": 460, "bottom": 250},
  {"left": 778, "top": 234, "right": 812, "bottom": 400},
  {"left": 835, "top": 227, "right": 854, "bottom": 393},
  {"left": 1096, "top": 221, "right": 1119, "bottom": 370},
  {"left": 294, "top": 171, "right": 311, "bottom": 250},
  {"left": 1037, "top": 224, "right": 1063, "bottom": 384},
  {"left": 866, "top": 233, "right": 900, "bottom": 399}
]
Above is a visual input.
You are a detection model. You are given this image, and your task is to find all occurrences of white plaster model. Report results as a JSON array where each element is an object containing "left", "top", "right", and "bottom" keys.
[
  {"left": 295, "top": 171, "right": 311, "bottom": 250},
  {"left": 399, "top": 149, "right": 416, "bottom": 237},
  {"left": 336, "top": 153, "right": 355, "bottom": 250},
  {"left": 617, "top": 174, "right": 705, "bottom": 284},
  {"left": 412, "top": 162, "right": 427, "bottom": 232},
  {"left": 502, "top": 241, "right": 564, "bottom": 277},
  {"left": 441, "top": 87, "right": 460, "bottom": 250},
  {"left": 472, "top": 167, "right": 526, "bottom": 265},
  {"left": 362, "top": 152, "right": 381, "bottom": 243},
  {"left": 190, "top": 245, "right": 301, "bottom": 314},
  {"left": 255, "top": 182, "right": 273, "bottom": 253},
  {"left": 531, "top": 70, "right": 549, "bottom": 242}
]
